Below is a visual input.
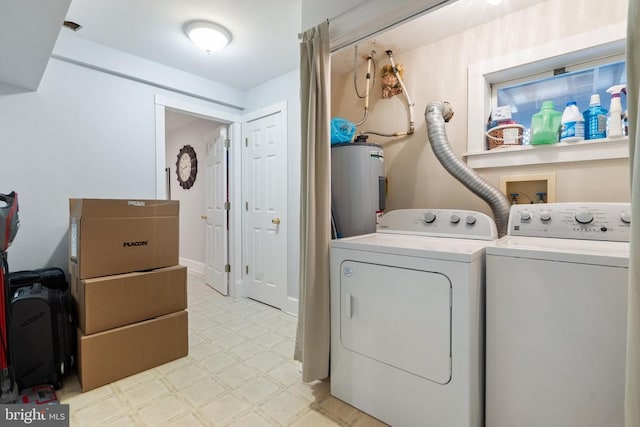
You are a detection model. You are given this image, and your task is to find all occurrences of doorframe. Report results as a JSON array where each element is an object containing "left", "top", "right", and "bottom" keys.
[
  {"left": 241, "top": 100, "right": 288, "bottom": 309},
  {"left": 154, "top": 94, "right": 244, "bottom": 297}
]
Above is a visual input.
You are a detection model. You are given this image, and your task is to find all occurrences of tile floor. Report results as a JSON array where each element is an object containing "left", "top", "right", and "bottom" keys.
[{"left": 58, "top": 272, "right": 387, "bottom": 426}]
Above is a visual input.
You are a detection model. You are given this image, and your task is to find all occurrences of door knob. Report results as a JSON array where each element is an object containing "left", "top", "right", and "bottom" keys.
[
  {"left": 272, "top": 218, "right": 281, "bottom": 225},
  {"left": 201, "top": 215, "right": 208, "bottom": 220}
]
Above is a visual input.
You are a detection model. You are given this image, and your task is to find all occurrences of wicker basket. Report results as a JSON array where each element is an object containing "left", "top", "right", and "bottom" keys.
[{"left": 486, "top": 124, "right": 525, "bottom": 149}]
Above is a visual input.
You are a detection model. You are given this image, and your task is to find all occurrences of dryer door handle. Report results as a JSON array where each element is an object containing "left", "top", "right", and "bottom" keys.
[{"left": 346, "top": 294, "right": 355, "bottom": 319}]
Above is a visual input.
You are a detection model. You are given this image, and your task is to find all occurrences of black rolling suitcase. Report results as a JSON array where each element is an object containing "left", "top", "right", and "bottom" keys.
[
  {"left": 9, "top": 268, "right": 67, "bottom": 292},
  {"left": 10, "top": 283, "right": 75, "bottom": 390}
]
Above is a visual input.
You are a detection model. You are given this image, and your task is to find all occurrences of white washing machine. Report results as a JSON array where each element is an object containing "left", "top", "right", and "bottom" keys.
[
  {"left": 330, "top": 209, "right": 498, "bottom": 427},
  {"left": 485, "top": 202, "right": 631, "bottom": 427}
]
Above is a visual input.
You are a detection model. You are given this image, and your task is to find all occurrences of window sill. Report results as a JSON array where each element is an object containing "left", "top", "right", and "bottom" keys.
[{"left": 464, "top": 137, "right": 629, "bottom": 169}]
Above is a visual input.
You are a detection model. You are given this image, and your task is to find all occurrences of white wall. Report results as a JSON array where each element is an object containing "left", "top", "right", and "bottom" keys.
[
  {"left": 0, "top": 26, "right": 303, "bottom": 313},
  {"left": 165, "top": 117, "right": 222, "bottom": 270},
  {"left": 0, "top": 39, "right": 243, "bottom": 272},
  {"left": 244, "top": 69, "right": 302, "bottom": 313}
]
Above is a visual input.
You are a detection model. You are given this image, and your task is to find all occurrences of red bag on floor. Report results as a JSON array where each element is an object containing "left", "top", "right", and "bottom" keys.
[{"left": 18, "top": 384, "right": 60, "bottom": 405}]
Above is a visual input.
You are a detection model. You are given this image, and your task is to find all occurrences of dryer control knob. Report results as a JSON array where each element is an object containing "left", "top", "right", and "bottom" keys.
[
  {"left": 575, "top": 211, "right": 594, "bottom": 224},
  {"left": 621, "top": 211, "right": 631, "bottom": 224},
  {"left": 520, "top": 210, "right": 531, "bottom": 221},
  {"left": 465, "top": 215, "right": 477, "bottom": 225},
  {"left": 423, "top": 212, "right": 437, "bottom": 224},
  {"left": 450, "top": 214, "right": 460, "bottom": 224},
  {"left": 540, "top": 210, "right": 551, "bottom": 221}
]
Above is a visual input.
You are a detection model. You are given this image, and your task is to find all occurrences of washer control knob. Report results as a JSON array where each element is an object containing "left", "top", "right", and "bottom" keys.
[
  {"left": 520, "top": 210, "right": 531, "bottom": 221},
  {"left": 621, "top": 211, "right": 631, "bottom": 224},
  {"left": 575, "top": 211, "right": 594, "bottom": 224},
  {"left": 423, "top": 212, "right": 437, "bottom": 224},
  {"left": 465, "top": 215, "right": 477, "bottom": 225},
  {"left": 450, "top": 214, "right": 460, "bottom": 224},
  {"left": 539, "top": 210, "right": 551, "bottom": 222}
]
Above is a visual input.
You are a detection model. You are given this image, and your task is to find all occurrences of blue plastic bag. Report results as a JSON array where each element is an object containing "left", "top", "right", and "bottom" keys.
[{"left": 331, "top": 117, "right": 356, "bottom": 144}]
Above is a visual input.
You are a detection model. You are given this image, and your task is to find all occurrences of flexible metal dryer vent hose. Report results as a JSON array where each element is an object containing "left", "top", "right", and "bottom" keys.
[{"left": 424, "top": 101, "right": 511, "bottom": 237}]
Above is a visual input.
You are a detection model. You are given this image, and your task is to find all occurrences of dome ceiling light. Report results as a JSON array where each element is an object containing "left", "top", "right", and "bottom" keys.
[{"left": 185, "top": 21, "right": 231, "bottom": 53}]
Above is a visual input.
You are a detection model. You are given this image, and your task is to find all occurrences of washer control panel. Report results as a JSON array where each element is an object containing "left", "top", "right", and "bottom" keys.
[
  {"left": 378, "top": 209, "right": 497, "bottom": 240},
  {"left": 508, "top": 203, "right": 631, "bottom": 241}
]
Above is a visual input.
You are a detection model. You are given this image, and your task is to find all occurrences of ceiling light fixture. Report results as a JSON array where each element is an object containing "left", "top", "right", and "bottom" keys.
[{"left": 185, "top": 21, "right": 231, "bottom": 53}]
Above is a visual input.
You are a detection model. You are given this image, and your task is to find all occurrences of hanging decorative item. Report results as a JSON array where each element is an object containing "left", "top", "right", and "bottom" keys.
[
  {"left": 176, "top": 145, "right": 198, "bottom": 189},
  {"left": 381, "top": 63, "right": 404, "bottom": 98}
]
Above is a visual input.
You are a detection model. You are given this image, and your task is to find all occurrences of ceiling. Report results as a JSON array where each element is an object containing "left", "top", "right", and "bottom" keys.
[
  {"left": 6, "top": 0, "right": 548, "bottom": 96},
  {"left": 61, "top": 0, "right": 549, "bottom": 93},
  {"left": 331, "top": 0, "right": 548, "bottom": 76},
  {"left": 63, "top": 0, "right": 301, "bottom": 91},
  {"left": 165, "top": 110, "right": 207, "bottom": 132}
]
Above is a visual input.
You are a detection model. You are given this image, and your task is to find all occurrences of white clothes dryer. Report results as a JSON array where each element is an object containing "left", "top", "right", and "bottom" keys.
[
  {"left": 330, "top": 209, "right": 498, "bottom": 427},
  {"left": 485, "top": 203, "right": 631, "bottom": 427}
]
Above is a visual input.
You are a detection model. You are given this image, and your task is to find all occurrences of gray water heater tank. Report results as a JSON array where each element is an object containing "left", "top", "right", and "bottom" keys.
[{"left": 331, "top": 142, "right": 386, "bottom": 238}]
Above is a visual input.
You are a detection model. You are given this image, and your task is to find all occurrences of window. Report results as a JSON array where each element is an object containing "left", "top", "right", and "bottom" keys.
[
  {"left": 466, "top": 23, "right": 628, "bottom": 168},
  {"left": 493, "top": 57, "right": 627, "bottom": 144}
]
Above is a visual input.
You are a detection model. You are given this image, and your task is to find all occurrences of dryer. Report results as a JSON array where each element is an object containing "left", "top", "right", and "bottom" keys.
[
  {"left": 485, "top": 203, "right": 631, "bottom": 427},
  {"left": 330, "top": 209, "right": 497, "bottom": 427}
]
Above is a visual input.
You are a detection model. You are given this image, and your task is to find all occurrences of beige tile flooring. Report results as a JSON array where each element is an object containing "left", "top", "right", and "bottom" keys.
[{"left": 58, "top": 272, "right": 387, "bottom": 426}]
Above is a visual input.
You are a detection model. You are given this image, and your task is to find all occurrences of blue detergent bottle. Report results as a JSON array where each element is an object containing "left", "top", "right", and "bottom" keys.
[{"left": 583, "top": 94, "right": 608, "bottom": 140}]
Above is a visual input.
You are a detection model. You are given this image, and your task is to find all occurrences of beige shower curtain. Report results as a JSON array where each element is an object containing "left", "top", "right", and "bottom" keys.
[
  {"left": 627, "top": 0, "right": 639, "bottom": 425},
  {"left": 294, "top": 20, "right": 331, "bottom": 383}
]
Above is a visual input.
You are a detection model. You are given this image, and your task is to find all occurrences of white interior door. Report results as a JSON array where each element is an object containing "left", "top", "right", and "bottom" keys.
[
  {"left": 243, "top": 104, "right": 287, "bottom": 308},
  {"left": 204, "top": 126, "right": 229, "bottom": 295}
]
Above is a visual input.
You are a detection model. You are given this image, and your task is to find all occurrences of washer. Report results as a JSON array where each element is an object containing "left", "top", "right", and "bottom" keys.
[
  {"left": 485, "top": 203, "right": 631, "bottom": 427},
  {"left": 330, "top": 209, "right": 497, "bottom": 427}
]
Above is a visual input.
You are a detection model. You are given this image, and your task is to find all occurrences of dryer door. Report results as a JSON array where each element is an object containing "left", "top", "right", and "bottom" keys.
[{"left": 339, "top": 260, "right": 452, "bottom": 384}]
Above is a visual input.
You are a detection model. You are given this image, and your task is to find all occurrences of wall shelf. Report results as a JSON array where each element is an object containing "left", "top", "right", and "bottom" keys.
[{"left": 464, "top": 137, "right": 629, "bottom": 169}]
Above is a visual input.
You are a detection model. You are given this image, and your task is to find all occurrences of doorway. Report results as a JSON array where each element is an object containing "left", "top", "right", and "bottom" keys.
[
  {"left": 165, "top": 110, "right": 223, "bottom": 279},
  {"left": 155, "top": 95, "right": 243, "bottom": 297},
  {"left": 155, "top": 96, "right": 289, "bottom": 307}
]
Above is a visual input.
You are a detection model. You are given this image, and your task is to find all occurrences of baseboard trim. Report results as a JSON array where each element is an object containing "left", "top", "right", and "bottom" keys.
[
  {"left": 284, "top": 296, "right": 298, "bottom": 316},
  {"left": 179, "top": 257, "right": 205, "bottom": 275}
]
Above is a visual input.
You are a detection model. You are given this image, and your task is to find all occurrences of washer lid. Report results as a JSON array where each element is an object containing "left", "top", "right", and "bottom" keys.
[
  {"left": 486, "top": 235, "right": 629, "bottom": 267},
  {"left": 331, "top": 232, "right": 494, "bottom": 262}
]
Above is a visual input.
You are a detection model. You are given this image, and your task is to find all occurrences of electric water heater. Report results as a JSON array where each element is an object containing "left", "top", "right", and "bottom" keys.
[{"left": 331, "top": 142, "right": 386, "bottom": 238}]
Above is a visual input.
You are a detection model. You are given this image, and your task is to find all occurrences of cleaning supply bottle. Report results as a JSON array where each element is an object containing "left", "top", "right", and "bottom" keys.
[
  {"left": 531, "top": 100, "right": 562, "bottom": 145},
  {"left": 560, "top": 101, "right": 584, "bottom": 142},
  {"left": 583, "top": 94, "right": 608, "bottom": 140},
  {"left": 623, "top": 110, "right": 629, "bottom": 136},
  {"left": 606, "top": 85, "right": 626, "bottom": 138}
]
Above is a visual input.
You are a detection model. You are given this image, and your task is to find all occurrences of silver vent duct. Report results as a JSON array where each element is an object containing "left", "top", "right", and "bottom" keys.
[{"left": 424, "top": 101, "right": 510, "bottom": 237}]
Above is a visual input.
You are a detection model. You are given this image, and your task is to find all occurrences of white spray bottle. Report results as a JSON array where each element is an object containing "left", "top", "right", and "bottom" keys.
[{"left": 606, "top": 85, "right": 626, "bottom": 138}]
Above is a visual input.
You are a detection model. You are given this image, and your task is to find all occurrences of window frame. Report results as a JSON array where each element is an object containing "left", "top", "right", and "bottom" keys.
[{"left": 466, "top": 23, "right": 627, "bottom": 169}]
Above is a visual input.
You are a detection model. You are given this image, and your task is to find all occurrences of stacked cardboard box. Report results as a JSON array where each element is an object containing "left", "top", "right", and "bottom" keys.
[{"left": 69, "top": 199, "right": 188, "bottom": 391}]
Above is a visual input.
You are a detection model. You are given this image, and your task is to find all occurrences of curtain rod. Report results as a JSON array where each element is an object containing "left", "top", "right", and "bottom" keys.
[
  {"left": 298, "top": 0, "right": 369, "bottom": 39},
  {"left": 298, "top": 0, "right": 455, "bottom": 46}
]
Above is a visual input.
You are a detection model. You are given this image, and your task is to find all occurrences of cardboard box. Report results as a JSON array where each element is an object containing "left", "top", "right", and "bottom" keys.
[
  {"left": 78, "top": 310, "right": 188, "bottom": 392},
  {"left": 75, "top": 265, "right": 187, "bottom": 334},
  {"left": 69, "top": 199, "right": 179, "bottom": 279}
]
